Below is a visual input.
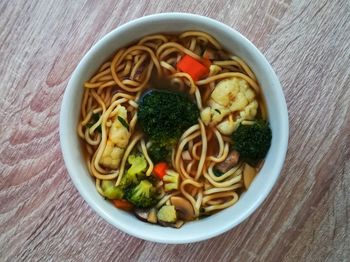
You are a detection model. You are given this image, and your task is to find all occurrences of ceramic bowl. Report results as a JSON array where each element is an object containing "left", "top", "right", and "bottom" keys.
[{"left": 60, "top": 13, "right": 289, "bottom": 244}]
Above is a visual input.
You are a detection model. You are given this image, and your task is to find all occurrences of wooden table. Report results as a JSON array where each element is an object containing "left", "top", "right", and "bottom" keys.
[{"left": 1, "top": 0, "right": 349, "bottom": 261}]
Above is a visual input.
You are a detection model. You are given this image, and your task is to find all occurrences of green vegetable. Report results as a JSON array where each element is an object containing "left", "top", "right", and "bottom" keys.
[
  {"left": 138, "top": 90, "right": 199, "bottom": 161},
  {"left": 163, "top": 170, "right": 180, "bottom": 192},
  {"left": 118, "top": 116, "right": 129, "bottom": 130},
  {"left": 125, "top": 180, "right": 157, "bottom": 208},
  {"left": 148, "top": 141, "right": 172, "bottom": 163},
  {"left": 232, "top": 120, "right": 272, "bottom": 163},
  {"left": 101, "top": 154, "right": 148, "bottom": 200},
  {"left": 101, "top": 180, "right": 124, "bottom": 199},
  {"left": 157, "top": 205, "right": 177, "bottom": 223},
  {"left": 127, "top": 154, "right": 147, "bottom": 177},
  {"left": 86, "top": 113, "right": 102, "bottom": 132},
  {"left": 119, "top": 154, "right": 148, "bottom": 188}
]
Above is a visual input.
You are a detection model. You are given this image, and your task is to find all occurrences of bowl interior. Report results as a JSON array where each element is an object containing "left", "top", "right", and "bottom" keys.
[{"left": 60, "top": 13, "right": 288, "bottom": 244}]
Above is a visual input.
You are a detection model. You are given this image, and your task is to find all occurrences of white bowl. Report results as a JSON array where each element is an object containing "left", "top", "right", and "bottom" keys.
[{"left": 60, "top": 13, "right": 288, "bottom": 244}]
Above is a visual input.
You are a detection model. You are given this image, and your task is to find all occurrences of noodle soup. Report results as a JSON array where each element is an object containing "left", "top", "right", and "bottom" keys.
[{"left": 78, "top": 31, "right": 272, "bottom": 228}]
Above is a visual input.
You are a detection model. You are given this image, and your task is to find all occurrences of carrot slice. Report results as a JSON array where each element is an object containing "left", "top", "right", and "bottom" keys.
[
  {"left": 112, "top": 199, "right": 133, "bottom": 211},
  {"left": 153, "top": 162, "right": 168, "bottom": 180},
  {"left": 177, "top": 55, "right": 210, "bottom": 81}
]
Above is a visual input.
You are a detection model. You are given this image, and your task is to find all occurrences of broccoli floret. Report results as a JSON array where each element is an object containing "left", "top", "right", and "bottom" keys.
[
  {"left": 120, "top": 172, "right": 138, "bottom": 188},
  {"left": 127, "top": 154, "right": 147, "bottom": 177},
  {"left": 120, "top": 154, "right": 148, "bottom": 187},
  {"left": 101, "top": 180, "right": 124, "bottom": 199},
  {"left": 148, "top": 141, "right": 172, "bottom": 163},
  {"left": 101, "top": 154, "right": 148, "bottom": 200},
  {"left": 126, "top": 180, "right": 157, "bottom": 208},
  {"left": 163, "top": 170, "right": 180, "bottom": 192},
  {"left": 232, "top": 120, "right": 272, "bottom": 163},
  {"left": 138, "top": 90, "right": 199, "bottom": 154}
]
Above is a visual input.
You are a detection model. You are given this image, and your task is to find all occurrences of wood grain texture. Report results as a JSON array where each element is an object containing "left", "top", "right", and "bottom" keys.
[{"left": 0, "top": 0, "right": 349, "bottom": 261}]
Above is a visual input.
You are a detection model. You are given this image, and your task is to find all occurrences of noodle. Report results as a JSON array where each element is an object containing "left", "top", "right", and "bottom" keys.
[
  {"left": 179, "top": 31, "right": 222, "bottom": 50},
  {"left": 203, "top": 183, "right": 242, "bottom": 195},
  {"left": 175, "top": 131, "right": 201, "bottom": 172},
  {"left": 196, "top": 72, "right": 259, "bottom": 93},
  {"left": 169, "top": 72, "right": 197, "bottom": 94},
  {"left": 208, "top": 163, "right": 243, "bottom": 182},
  {"left": 140, "top": 139, "right": 153, "bottom": 176},
  {"left": 204, "top": 170, "right": 242, "bottom": 187},
  {"left": 202, "top": 192, "right": 239, "bottom": 212},
  {"left": 156, "top": 42, "right": 202, "bottom": 60},
  {"left": 115, "top": 133, "right": 143, "bottom": 186},
  {"left": 195, "top": 120, "right": 207, "bottom": 180}
]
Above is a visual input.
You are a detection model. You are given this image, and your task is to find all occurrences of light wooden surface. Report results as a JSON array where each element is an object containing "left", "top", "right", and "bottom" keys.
[{"left": 1, "top": 0, "right": 349, "bottom": 261}]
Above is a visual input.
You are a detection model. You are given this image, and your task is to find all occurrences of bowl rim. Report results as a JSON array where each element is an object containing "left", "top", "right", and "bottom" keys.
[{"left": 60, "top": 12, "right": 289, "bottom": 243}]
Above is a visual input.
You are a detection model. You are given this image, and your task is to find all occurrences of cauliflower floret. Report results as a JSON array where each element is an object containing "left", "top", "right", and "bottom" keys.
[
  {"left": 240, "top": 100, "right": 258, "bottom": 120},
  {"left": 109, "top": 106, "right": 130, "bottom": 148},
  {"left": 210, "top": 79, "right": 239, "bottom": 107},
  {"left": 201, "top": 77, "right": 259, "bottom": 135},
  {"left": 210, "top": 77, "right": 255, "bottom": 117},
  {"left": 200, "top": 107, "right": 211, "bottom": 125},
  {"left": 217, "top": 118, "right": 238, "bottom": 135},
  {"left": 216, "top": 101, "right": 258, "bottom": 135},
  {"left": 99, "top": 141, "right": 125, "bottom": 168},
  {"left": 209, "top": 64, "right": 221, "bottom": 75},
  {"left": 100, "top": 105, "right": 131, "bottom": 169}
]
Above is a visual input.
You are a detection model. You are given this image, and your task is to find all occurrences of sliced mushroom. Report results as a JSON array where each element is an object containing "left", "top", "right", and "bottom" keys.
[
  {"left": 134, "top": 208, "right": 150, "bottom": 221},
  {"left": 158, "top": 221, "right": 173, "bottom": 227},
  {"left": 216, "top": 150, "right": 240, "bottom": 173},
  {"left": 172, "top": 220, "right": 184, "bottom": 228},
  {"left": 243, "top": 163, "right": 257, "bottom": 189},
  {"left": 170, "top": 196, "right": 195, "bottom": 221},
  {"left": 158, "top": 219, "right": 185, "bottom": 228},
  {"left": 147, "top": 208, "right": 157, "bottom": 224}
]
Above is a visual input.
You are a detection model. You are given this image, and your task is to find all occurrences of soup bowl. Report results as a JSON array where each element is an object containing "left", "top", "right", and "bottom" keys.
[{"left": 60, "top": 13, "right": 288, "bottom": 243}]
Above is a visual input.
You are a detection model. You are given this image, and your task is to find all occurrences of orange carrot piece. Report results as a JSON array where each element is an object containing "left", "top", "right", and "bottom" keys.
[
  {"left": 176, "top": 55, "right": 210, "bottom": 81},
  {"left": 112, "top": 199, "right": 133, "bottom": 211},
  {"left": 153, "top": 162, "right": 168, "bottom": 180}
]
